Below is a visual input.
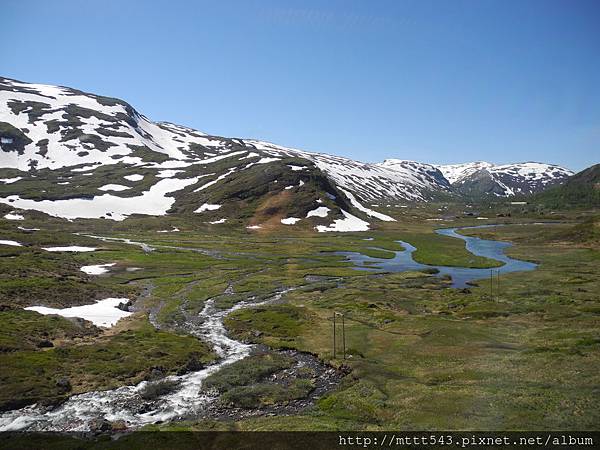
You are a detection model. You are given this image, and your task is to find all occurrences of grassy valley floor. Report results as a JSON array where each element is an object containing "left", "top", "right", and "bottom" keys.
[{"left": 0, "top": 210, "right": 598, "bottom": 430}]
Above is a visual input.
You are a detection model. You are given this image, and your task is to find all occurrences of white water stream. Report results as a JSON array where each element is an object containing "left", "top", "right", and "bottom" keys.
[{"left": 0, "top": 289, "right": 291, "bottom": 432}]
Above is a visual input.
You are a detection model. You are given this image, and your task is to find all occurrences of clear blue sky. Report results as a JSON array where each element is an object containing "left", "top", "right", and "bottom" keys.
[{"left": 2, "top": 0, "right": 599, "bottom": 170}]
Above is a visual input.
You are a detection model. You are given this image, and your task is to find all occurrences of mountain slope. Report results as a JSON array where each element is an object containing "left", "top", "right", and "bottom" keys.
[
  {"left": 0, "top": 76, "right": 455, "bottom": 229},
  {"left": 532, "top": 164, "right": 600, "bottom": 208},
  {"left": 437, "top": 161, "right": 573, "bottom": 197}
]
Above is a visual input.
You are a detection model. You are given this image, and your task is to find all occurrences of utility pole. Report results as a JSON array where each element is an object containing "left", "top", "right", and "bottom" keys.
[
  {"left": 342, "top": 313, "right": 346, "bottom": 359},
  {"left": 497, "top": 270, "right": 500, "bottom": 300},
  {"left": 490, "top": 270, "right": 493, "bottom": 300},
  {"left": 332, "top": 312, "right": 336, "bottom": 359}
]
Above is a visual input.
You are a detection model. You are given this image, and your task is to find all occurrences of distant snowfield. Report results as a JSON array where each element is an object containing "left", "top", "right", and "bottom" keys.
[
  {"left": 0, "top": 177, "right": 199, "bottom": 221},
  {"left": 25, "top": 298, "right": 132, "bottom": 328},
  {"left": 315, "top": 209, "right": 370, "bottom": 232},
  {"left": 80, "top": 263, "right": 115, "bottom": 275}
]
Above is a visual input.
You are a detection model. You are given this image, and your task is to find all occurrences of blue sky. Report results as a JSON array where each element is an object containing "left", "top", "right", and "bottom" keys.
[{"left": 2, "top": 0, "right": 599, "bottom": 170}]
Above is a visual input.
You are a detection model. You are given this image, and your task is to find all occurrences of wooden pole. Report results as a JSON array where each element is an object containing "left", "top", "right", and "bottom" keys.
[
  {"left": 333, "top": 312, "right": 336, "bottom": 359},
  {"left": 490, "top": 270, "right": 493, "bottom": 300},
  {"left": 497, "top": 270, "right": 500, "bottom": 299},
  {"left": 342, "top": 313, "right": 346, "bottom": 359}
]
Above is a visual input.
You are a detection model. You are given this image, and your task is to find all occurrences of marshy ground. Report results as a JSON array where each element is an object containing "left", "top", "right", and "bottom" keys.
[{"left": 0, "top": 203, "right": 598, "bottom": 431}]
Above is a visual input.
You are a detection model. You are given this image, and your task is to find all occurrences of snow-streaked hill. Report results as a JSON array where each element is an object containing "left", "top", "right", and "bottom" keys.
[
  {"left": 437, "top": 161, "right": 573, "bottom": 197},
  {"left": 0, "top": 76, "right": 455, "bottom": 229}
]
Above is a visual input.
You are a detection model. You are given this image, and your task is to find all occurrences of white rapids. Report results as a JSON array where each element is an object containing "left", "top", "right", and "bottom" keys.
[{"left": 0, "top": 289, "right": 291, "bottom": 432}]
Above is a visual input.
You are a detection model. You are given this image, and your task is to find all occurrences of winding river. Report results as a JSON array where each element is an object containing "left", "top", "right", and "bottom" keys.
[{"left": 338, "top": 225, "right": 538, "bottom": 288}]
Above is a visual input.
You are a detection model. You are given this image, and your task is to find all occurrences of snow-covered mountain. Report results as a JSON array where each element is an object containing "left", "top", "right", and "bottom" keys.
[
  {"left": 437, "top": 161, "right": 573, "bottom": 197},
  {"left": 0, "top": 77, "right": 573, "bottom": 229},
  {"left": 0, "top": 77, "right": 453, "bottom": 230}
]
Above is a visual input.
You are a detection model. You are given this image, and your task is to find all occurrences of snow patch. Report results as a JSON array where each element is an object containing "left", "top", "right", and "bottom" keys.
[
  {"left": 42, "top": 246, "right": 97, "bottom": 252},
  {"left": 315, "top": 209, "right": 370, "bottom": 232},
  {"left": 4, "top": 213, "right": 24, "bottom": 221},
  {"left": 0, "top": 177, "right": 22, "bottom": 184},
  {"left": 98, "top": 184, "right": 131, "bottom": 192},
  {"left": 156, "top": 169, "right": 184, "bottom": 178},
  {"left": 0, "top": 239, "right": 22, "bottom": 246},
  {"left": 124, "top": 174, "right": 144, "bottom": 182},
  {"left": 340, "top": 189, "right": 395, "bottom": 222},
  {"left": 80, "top": 263, "right": 115, "bottom": 275},
  {"left": 0, "top": 177, "right": 200, "bottom": 221},
  {"left": 194, "top": 203, "right": 221, "bottom": 213},
  {"left": 306, "top": 206, "right": 330, "bottom": 218},
  {"left": 281, "top": 217, "right": 301, "bottom": 225},
  {"left": 25, "top": 298, "right": 132, "bottom": 328}
]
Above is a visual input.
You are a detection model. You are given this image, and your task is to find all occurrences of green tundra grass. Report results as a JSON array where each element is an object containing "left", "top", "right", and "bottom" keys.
[{"left": 0, "top": 207, "right": 598, "bottom": 430}]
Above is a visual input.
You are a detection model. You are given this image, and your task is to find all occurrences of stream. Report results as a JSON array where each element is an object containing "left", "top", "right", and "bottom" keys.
[
  {"left": 337, "top": 224, "right": 538, "bottom": 288},
  {"left": 0, "top": 288, "right": 295, "bottom": 432}
]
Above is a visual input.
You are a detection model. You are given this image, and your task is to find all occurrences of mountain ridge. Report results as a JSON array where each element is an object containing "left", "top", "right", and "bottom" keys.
[{"left": 0, "top": 76, "right": 577, "bottom": 229}]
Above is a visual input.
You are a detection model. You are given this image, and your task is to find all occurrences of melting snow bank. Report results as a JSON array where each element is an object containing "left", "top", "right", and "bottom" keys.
[
  {"left": 0, "top": 177, "right": 199, "bottom": 221},
  {"left": 80, "top": 263, "right": 116, "bottom": 275},
  {"left": 0, "top": 289, "right": 294, "bottom": 432},
  {"left": 315, "top": 209, "right": 370, "bottom": 232},
  {"left": 24, "top": 298, "right": 132, "bottom": 328}
]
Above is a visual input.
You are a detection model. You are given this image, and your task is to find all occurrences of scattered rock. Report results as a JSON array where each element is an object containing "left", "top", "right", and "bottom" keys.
[
  {"left": 148, "top": 367, "right": 165, "bottom": 381},
  {"left": 37, "top": 339, "right": 54, "bottom": 348},
  {"left": 55, "top": 377, "right": 71, "bottom": 393},
  {"left": 110, "top": 420, "right": 127, "bottom": 432},
  {"left": 117, "top": 300, "right": 133, "bottom": 312},
  {"left": 89, "top": 418, "right": 112, "bottom": 434}
]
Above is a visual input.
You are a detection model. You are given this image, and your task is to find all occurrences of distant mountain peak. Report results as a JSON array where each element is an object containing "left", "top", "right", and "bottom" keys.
[{"left": 436, "top": 161, "right": 573, "bottom": 197}]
